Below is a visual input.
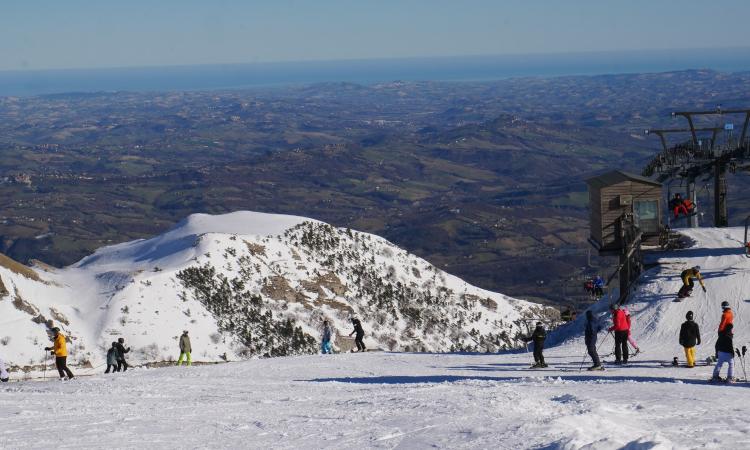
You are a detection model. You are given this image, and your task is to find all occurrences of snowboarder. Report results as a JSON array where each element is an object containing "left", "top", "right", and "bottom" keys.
[
  {"left": 719, "top": 301, "right": 733, "bottom": 333},
  {"left": 677, "top": 266, "right": 705, "bottom": 299},
  {"left": 593, "top": 276, "right": 605, "bottom": 298},
  {"left": 177, "top": 330, "right": 192, "bottom": 366},
  {"left": 608, "top": 304, "right": 629, "bottom": 364},
  {"left": 44, "top": 327, "right": 74, "bottom": 380},
  {"left": 524, "top": 322, "right": 547, "bottom": 368},
  {"left": 623, "top": 307, "right": 640, "bottom": 354},
  {"left": 0, "top": 355, "right": 9, "bottom": 382},
  {"left": 584, "top": 310, "right": 604, "bottom": 370},
  {"left": 679, "top": 311, "right": 701, "bottom": 368},
  {"left": 349, "top": 318, "right": 366, "bottom": 352},
  {"left": 115, "top": 337, "right": 131, "bottom": 372},
  {"left": 712, "top": 323, "right": 735, "bottom": 382},
  {"left": 105, "top": 342, "right": 119, "bottom": 373},
  {"left": 321, "top": 320, "right": 333, "bottom": 354}
]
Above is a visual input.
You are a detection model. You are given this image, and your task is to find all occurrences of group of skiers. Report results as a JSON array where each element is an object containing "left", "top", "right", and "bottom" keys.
[
  {"left": 320, "top": 317, "right": 366, "bottom": 354},
  {"left": 583, "top": 275, "right": 605, "bottom": 298},
  {"left": 582, "top": 304, "right": 639, "bottom": 371},
  {"left": 105, "top": 338, "right": 131, "bottom": 373}
]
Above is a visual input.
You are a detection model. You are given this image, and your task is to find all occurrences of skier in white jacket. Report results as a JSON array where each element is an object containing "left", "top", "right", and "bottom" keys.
[{"left": 0, "top": 356, "right": 9, "bottom": 382}]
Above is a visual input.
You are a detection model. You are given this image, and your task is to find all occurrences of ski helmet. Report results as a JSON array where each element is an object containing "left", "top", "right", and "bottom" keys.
[
  {"left": 686, "top": 311, "right": 694, "bottom": 320},
  {"left": 51, "top": 327, "right": 60, "bottom": 333},
  {"left": 118, "top": 337, "right": 124, "bottom": 343},
  {"left": 693, "top": 265, "right": 701, "bottom": 271},
  {"left": 111, "top": 341, "right": 117, "bottom": 347},
  {"left": 721, "top": 301, "right": 730, "bottom": 309}
]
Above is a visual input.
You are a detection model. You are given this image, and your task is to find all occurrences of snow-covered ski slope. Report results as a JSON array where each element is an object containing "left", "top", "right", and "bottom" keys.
[
  {"left": 2, "top": 227, "right": 750, "bottom": 449},
  {"left": 0, "top": 211, "right": 552, "bottom": 368},
  {"left": 552, "top": 226, "right": 750, "bottom": 362}
]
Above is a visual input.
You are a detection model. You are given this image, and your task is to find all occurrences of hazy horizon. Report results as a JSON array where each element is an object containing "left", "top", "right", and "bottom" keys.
[{"left": 2, "top": 47, "right": 750, "bottom": 97}]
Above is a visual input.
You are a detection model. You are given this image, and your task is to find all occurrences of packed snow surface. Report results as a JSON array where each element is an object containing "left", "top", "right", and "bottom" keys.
[
  {"left": 2, "top": 226, "right": 750, "bottom": 448},
  {"left": 1, "top": 351, "right": 748, "bottom": 449}
]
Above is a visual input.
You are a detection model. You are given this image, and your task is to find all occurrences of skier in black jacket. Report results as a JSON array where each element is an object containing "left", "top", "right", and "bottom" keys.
[
  {"left": 679, "top": 311, "right": 701, "bottom": 368},
  {"left": 349, "top": 318, "right": 366, "bottom": 352},
  {"left": 524, "top": 322, "right": 547, "bottom": 368},
  {"left": 115, "top": 337, "right": 131, "bottom": 372}
]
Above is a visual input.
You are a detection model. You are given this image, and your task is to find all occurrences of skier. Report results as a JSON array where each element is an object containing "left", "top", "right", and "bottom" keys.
[
  {"left": 669, "top": 193, "right": 688, "bottom": 218},
  {"left": 608, "top": 304, "right": 629, "bottom": 364},
  {"left": 679, "top": 311, "right": 701, "bottom": 368},
  {"left": 593, "top": 276, "right": 605, "bottom": 298},
  {"left": 712, "top": 323, "right": 735, "bottom": 382},
  {"left": 349, "top": 318, "right": 366, "bottom": 352},
  {"left": 584, "top": 310, "right": 604, "bottom": 370},
  {"left": 321, "top": 320, "right": 333, "bottom": 354},
  {"left": 44, "top": 327, "right": 74, "bottom": 380},
  {"left": 623, "top": 308, "right": 641, "bottom": 354},
  {"left": 0, "top": 355, "right": 9, "bottom": 382},
  {"left": 523, "top": 322, "right": 548, "bottom": 368},
  {"left": 177, "top": 330, "right": 192, "bottom": 366},
  {"left": 115, "top": 337, "right": 131, "bottom": 372},
  {"left": 105, "top": 342, "right": 119, "bottom": 373},
  {"left": 677, "top": 266, "right": 706, "bottom": 299},
  {"left": 718, "top": 301, "right": 733, "bottom": 333}
]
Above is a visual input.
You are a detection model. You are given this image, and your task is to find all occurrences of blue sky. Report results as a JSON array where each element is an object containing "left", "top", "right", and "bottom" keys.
[{"left": 1, "top": 0, "right": 748, "bottom": 71}]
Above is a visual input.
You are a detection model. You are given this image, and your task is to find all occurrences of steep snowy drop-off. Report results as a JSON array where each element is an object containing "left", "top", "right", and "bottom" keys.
[
  {"left": 0, "top": 211, "right": 554, "bottom": 369},
  {"left": 2, "top": 228, "right": 750, "bottom": 449}
]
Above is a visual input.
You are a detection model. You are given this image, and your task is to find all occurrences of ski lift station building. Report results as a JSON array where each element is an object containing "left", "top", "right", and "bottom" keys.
[{"left": 587, "top": 170, "right": 662, "bottom": 254}]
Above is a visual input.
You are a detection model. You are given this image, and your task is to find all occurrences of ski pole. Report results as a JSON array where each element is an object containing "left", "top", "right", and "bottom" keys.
[
  {"left": 42, "top": 350, "right": 47, "bottom": 381},
  {"left": 578, "top": 348, "right": 588, "bottom": 372}
]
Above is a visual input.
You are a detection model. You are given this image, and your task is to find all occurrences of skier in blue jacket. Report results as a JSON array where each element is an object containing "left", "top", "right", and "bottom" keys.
[{"left": 321, "top": 320, "right": 333, "bottom": 354}]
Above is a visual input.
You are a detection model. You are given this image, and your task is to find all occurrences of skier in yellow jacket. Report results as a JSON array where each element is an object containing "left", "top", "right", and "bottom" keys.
[{"left": 44, "top": 327, "right": 74, "bottom": 380}]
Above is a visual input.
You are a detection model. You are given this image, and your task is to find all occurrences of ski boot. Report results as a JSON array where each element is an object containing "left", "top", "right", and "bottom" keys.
[{"left": 587, "top": 365, "right": 605, "bottom": 371}]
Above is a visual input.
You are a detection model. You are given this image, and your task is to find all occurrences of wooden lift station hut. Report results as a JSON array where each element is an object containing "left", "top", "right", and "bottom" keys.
[{"left": 586, "top": 170, "right": 662, "bottom": 302}]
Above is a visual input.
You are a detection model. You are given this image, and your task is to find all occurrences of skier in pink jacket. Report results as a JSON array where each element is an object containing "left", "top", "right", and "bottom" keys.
[{"left": 623, "top": 308, "right": 641, "bottom": 354}]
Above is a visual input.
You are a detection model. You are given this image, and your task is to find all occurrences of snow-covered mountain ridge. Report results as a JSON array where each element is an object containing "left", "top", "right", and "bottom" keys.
[{"left": 0, "top": 211, "right": 556, "bottom": 368}]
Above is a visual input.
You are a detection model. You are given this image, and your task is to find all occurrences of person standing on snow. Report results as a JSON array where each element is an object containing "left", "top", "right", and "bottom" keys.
[
  {"left": 349, "top": 318, "right": 366, "bottom": 352},
  {"left": 105, "top": 342, "right": 119, "bottom": 373},
  {"left": 44, "top": 327, "right": 74, "bottom": 380},
  {"left": 678, "top": 266, "right": 706, "bottom": 298},
  {"left": 524, "top": 322, "right": 547, "bottom": 368},
  {"left": 679, "top": 311, "right": 701, "bottom": 368},
  {"left": 718, "top": 301, "right": 733, "bottom": 333},
  {"left": 585, "top": 310, "right": 604, "bottom": 370},
  {"left": 321, "top": 320, "right": 333, "bottom": 354},
  {"left": 712, "top": 323, "right": 735, "bottom": 382},
  {"left": 608, "top": 304, "right": 630, "bottom": 364},
  {"left": 115, "top": 337, "right": 131, "bottom": 372},
  {"left": 177, "top": 330, "right": 192, "bottom": 366},
  {"left": 623, "top": 308, "right": 641, "bottom": 354},
  {"left": 0, "top": 355, "right": 9, "bottom": 382}
]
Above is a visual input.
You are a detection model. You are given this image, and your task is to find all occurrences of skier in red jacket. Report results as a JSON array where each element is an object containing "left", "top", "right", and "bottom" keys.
[{"left": 608, "top": 304, "right": 630, "bottom": 364}]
